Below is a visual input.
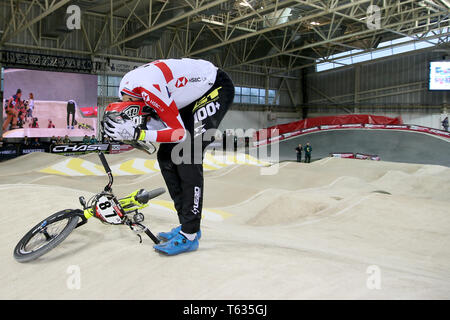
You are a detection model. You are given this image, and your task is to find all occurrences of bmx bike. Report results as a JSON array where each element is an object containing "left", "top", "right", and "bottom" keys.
[{"left": 13, "top": 152, "right": 164, "bottom": 263}]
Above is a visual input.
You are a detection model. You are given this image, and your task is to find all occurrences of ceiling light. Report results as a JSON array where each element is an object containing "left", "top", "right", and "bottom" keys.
[{"left": 310, "top": 21, "right": 320, "bottom": 26}]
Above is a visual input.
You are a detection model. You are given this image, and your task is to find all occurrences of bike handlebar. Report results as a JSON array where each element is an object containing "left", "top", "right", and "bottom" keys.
[
  {"left": 98, "top": 152, "right": 111, "bottom": 174},
  {"left": 98, "top": 152, "right": 113, "bottom": 191}
]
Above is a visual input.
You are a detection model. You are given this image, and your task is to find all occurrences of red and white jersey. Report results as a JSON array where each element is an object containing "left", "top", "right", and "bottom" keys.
[{"left": 119, "top": 58, "right": 217, "bottom": 143}]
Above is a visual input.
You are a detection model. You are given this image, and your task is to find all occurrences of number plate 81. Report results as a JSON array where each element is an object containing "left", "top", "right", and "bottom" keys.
[{"left": 96, "top": 196, "right": 123, "bottom": 224}]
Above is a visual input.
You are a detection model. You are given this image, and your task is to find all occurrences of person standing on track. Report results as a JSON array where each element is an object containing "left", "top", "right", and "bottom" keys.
[
  {"left": 442, "top": 116, "right": 449, "bottom": 132},
  {"left": 304, "top": 142, "right": 312, "bottom": 163},
  {"left": 103, "top": 58, "right": 234, "bottom": 256},
  {"left": 66, "top": 99, "right": 77, "bottom": 129},
  {"left": 295, "top": 143, "right": 303, "bottom": 162}
]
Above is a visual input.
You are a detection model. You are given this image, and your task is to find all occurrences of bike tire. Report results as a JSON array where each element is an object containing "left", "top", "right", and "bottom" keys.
[{"left": 13, "top": 209, "right": 81, "bottom": 263}]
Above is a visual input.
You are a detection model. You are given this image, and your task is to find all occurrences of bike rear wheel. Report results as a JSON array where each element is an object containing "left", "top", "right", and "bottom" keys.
[{"left": 13, "top": 209, "right": 80, "bottom": 263}]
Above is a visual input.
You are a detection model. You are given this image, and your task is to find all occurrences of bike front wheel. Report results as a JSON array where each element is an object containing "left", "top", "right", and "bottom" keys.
[{"left": 13, "top": 209, "right": 81, "bottom": 263}]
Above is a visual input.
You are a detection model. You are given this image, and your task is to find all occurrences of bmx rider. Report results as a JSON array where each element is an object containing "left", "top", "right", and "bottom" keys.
[{"left": 103, "top": 58, "right": 234, "bottom": 256}]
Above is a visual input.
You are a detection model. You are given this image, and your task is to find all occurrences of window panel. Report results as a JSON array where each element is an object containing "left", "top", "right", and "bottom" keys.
[
  {"left": 392, "top": 43, "right": 416, "bottom": 54},
  {"left": 108, "top": 76, "right": 121, "bottom": 86},
  {"left": 233, "top": 95, "right": 241, "bottom": 103},
  {"left": 241, "top": 87, "right": 250, "bottom": 95},
  {"left": 98, "top": 75, "right": 106, "bottom": 85},
  {"left": 352, "top": 53, "right": 372, "bottom": 64},
  {"left": 268, "top": 89, "right": 275, "bottom": 97},
  {"left": 429, "top": 38, "right": 439, "bottom": 44},
  {"left": 391, "top": 37, "right": 410, "bottom": 44},
  {"left": 414, "top": 41, "right": 434, "bottom": 50},
  {"left": 316, "top": 62, "right": 334, "bottom": 72},
  {"left": 371, "top": 48, "right": 392, "bottom": 59},
  {"left": 235, "top": 86, "right": 241, "bottom": 95},
  {"left": 378, "top": 40, "right": 392, "bottom": 48},
  {"left": 331, "top": 51, "right": 348, "bottom": 58},
  {"left": 250, "top": 88, "right": 259, "bottom": 96},
  {"left": 259, "top": 96, "right": 266, "bottom": 104},
  {"left": 315, "top": 31, "right": 446, "bottom": 73},
  {"left": 335, "top": 57, "right": 352, "bottom": 66},
  {"left": 108, "top": 86, "right": 118, "bottom": 97},
  {"left": 241, "top": 95, "right": 250, "bottom": 104}
]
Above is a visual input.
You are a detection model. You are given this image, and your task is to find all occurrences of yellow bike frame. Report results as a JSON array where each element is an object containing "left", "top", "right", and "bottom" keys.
[{"left": 83, "top": 189, "right": 149, "bottom": 219}]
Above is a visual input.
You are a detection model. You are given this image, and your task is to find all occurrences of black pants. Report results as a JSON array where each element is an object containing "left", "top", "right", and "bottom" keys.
[
  {"left": 305, "top": 153, "right": 311, "bottom": 163},
  {"left": 67, "top": 104, "right": 75, "bottom": 127},
  {"left": 296, "top": 153, "right": 302, "bottom": 162},
  {"left": 157, "top": 69, "right": 234, "bottom": 234}
]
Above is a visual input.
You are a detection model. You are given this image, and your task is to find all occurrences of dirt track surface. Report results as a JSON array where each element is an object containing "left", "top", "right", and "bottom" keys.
[
  {"left": 0, "top": 152, "right": 449, "bottom": 299},
  {"left": 273, "top": 129, "right": 450, "bottom": 166}
]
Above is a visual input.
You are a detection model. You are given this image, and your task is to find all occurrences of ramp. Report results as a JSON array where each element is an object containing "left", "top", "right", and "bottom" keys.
[{"left": 273, "top": 129, "right": 450, "bottom": 166}]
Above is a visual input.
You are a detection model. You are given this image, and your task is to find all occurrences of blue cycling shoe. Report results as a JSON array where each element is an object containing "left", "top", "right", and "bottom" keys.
[
  {"left": 154, "top": 232, "right": 199, "bottom": 256},
  {"left": 157, "top": 225, "right": 201, "bottom": 242}
]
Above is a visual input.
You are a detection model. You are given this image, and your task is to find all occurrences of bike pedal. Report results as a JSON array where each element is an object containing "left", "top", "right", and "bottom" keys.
[{"left": 131, "top": 223, "right": 145, "bottom": 233}]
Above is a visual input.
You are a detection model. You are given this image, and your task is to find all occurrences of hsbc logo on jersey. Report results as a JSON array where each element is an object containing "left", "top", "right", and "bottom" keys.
[
  {"left": 142, "top": 92, "right": 162, "bottom": 112},
  {"left": 175, "top": 77, "right": 188, "bottom": 88}
]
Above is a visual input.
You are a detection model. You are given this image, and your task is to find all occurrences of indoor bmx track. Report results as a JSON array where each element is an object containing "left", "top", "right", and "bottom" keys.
[{"left": 0, "top": 147, "right": 449, "bottom": 299}]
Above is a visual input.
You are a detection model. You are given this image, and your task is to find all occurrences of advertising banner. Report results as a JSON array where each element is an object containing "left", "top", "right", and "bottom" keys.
[
  {"left": 364, "top": 124, "right": 386, "bottom": 129},
  {"left": 355, "top": 153, "right": 381, "bottom": 161},
  {"left": 301, "top": 126, "right": 320, "bottom": 133},
  {"left": 320, "top": 125, "right": 341, "bottom": 130},
  {"left": 428, "top": 128, "right": 450, "bottom": 138},
  {"left": 106, "top": 59, "right": 144, "bottom": 76},
  {"left": 0, "top": 145, "right": 19, "bottom": 160},
  {"left": 21, "top": 147, "right": 46, "bottom": 154},
  {"left": 340, "top": 124, "right": 363, "bottom": 128},
  {"left": 385, "top": 125, "right": 408, "bottom": 129},
  {"left": 330, "top": 153, "right": 355, "bottom": 159},
  {"left": 408, "top": 125, "right": 431, "bottom": 133},
  {"left": 109, "top": 144, "right": 134, "bottom": 154},
  {"left": 50, "top": 143, "right": 109, "bottom": 156}
]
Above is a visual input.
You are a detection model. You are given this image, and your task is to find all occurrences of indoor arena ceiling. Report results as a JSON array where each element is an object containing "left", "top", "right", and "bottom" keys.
[{"left": 0, "top": 0, "right": 449, "bottom": 75}]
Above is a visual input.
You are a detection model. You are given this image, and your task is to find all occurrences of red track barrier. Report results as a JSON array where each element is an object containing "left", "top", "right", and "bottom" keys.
[{"left": 254, "top": 116, "right": 450, "bottom": 147}]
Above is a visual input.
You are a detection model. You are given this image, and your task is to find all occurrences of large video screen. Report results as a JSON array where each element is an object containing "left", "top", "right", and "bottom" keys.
[
  {"left": 429, "top": 61, "right": 450, "bottom": 91},
  {"left": 2, "top": 68, "right": 97, "bottom": 138}
]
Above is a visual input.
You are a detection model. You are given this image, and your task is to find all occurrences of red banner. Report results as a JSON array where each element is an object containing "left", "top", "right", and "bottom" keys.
[{"left": 256, "top": 114, "right": 403, "bottom": 140}]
